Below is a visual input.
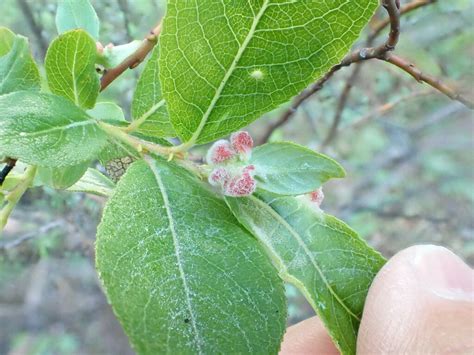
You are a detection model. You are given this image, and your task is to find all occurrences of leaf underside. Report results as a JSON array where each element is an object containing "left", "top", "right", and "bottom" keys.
[
  {"left": 67, "top": 168, "right": 115, "bottom": 196},
  {"left": 0, "top": 91, "right": 107, "bottom": 167},
  {"left": 96, "top": 158, "right": 287, "bottom": 354},
  {"left": 226, "top": 191, "right": 386, "bottom": 355},
  {"left": 250, "top": 142, "right": 346, "bottom": 195}
]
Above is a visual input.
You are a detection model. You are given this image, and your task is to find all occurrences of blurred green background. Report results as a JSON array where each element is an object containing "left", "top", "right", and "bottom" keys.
[{"left": 0, "top": 0, "right": 473, "bottom": 354}]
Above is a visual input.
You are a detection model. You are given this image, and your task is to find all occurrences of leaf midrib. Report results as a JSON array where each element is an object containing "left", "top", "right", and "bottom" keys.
[
  {"left": 146, "top": 157, "right": 203, "bottom": 354},
  {"left": 16, "top": 119, "right": 97, "bottom": 138},
  {"left": 71, "top": 34, "right": 80, "bottom": 105},
  {"left": 248, "top": 195, "right": 361, "bottom": 321},
  {"left": 186, "top": 0, "right": 270, "bottom": 145}
]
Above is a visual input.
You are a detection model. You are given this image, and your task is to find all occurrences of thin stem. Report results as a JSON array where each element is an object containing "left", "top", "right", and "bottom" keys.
[
  {"left": 98, "top": 121, "right": 174, "bottom": 156},
  {"left": 262, "top": 0, "right": 471, "bottom": 147},
  {"left": 341, "top": 90, "right": 432, "bottom": 132},
  {"left": 0, "top": 165, "right": 37, "bottom": 230},
  {"left": 321, "top": 0, "right": 437, "bottom": 149},
  {"left": 97, "top": 122, "right": 206, "bottom": 176},
  {"left": 383, "top": 54, "right": 474, "bottom": 109},
  {"left": 100, "top": 23, "right": 162, "bottom": 91},
  {"left": 124, "top": 99, "right": 166, "bottom": 133}
]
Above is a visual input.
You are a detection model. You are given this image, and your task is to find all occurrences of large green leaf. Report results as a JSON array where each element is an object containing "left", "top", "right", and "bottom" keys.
[
  {"left": 0, "top": 91, "right": 107, "bottom": 167},
  {"left": 226, "top": 191, "right": 386, "bottom": 355},
  {"left": 0, "top": 34, "right": 40, "bottom": 95},
  {"left": 96, "top": 158, "right": 287, "bottom": 354},
  {"left": 131, "top": 47, "right": 175, "bottom": 137},
  {"left": 160, "top": 0, "right": 378, "bottom": 144},
  {"left": 55, "top": 0, "right": 100, "bottom": 39},
  {"left": 45, "top": 29, "right": 100, "bottom": 109},
  {"left": 251, "top": 142, "right": 346, "bottom": 195}
]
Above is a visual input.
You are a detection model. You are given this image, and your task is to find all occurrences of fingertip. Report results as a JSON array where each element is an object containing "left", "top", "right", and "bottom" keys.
[
  {"left": 280, "top": 317, "right": 339, "bottom": 355},
  {"left": 358, "top": 244, "right": 474, "bottom": 354}
]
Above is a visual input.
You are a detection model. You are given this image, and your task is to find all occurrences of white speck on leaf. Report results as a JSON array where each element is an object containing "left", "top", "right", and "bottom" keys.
[{"left": 250, "top": 69, "right": 264, "bottom": 80}]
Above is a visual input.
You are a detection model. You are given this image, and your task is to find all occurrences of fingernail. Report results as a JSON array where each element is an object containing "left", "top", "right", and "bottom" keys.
[{"left": 410, "top": 245, "right": 474, "bottom": 302}]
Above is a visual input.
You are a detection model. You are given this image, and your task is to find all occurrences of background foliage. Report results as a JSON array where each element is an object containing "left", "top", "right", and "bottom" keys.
[{"left": 0, "top": 0, "right": 473, "bottom": 354}]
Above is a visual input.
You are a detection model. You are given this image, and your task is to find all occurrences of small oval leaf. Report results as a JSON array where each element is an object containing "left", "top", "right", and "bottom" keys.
[
  {"left": 0, "top": 27, "right": 15, "bottom": 56},
  {"left": 67, "top": 168, "right": 115, "bottom": 197},
  {"left": 45, "top": 29, "right": 100, "bottom": 109},
  {"left": 87, "top": 102, "right": 126, "bottom": 122},
  {"left": 0, "top": 34, "right": 40, "bottom": 95},
  {"left": 55, "top": 0, "right": 100, "bottom": 39},
  {"left": 251, "top": 142, "right": 346, "bottom": 195},
  {"left": 38, "top": 162, "right": 90, "bottom": 189}
]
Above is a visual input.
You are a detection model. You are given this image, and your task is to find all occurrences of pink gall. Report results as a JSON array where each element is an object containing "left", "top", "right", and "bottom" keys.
[
  {"left": 206, "top": 140, "right": 235, "bottom": 164},
  {"left": 96, "top": 42, "right": 104, "bottom": 55},
  {"left": 230, "top": 131, "right": 253, "bottom": 157},
  {"left": 224, "top": 173, "right": 257, "bottom": 197},
  {"left": 310, "top": 187, "right": 324, "bottom": 207},
  {"left": 243, "top": 164, "right": 255, "bottom": 175},
  {"left": 208, "top": 167, "right": 230, "bottom": 187}
]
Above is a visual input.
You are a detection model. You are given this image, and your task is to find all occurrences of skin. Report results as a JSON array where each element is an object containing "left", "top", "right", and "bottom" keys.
[{"left": 280, "top": 245, "right": 474, "bottom": 355}]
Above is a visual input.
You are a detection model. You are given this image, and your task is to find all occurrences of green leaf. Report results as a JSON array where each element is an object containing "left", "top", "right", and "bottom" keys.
[
  {"left": 87, "top": 102, "right": 126, "bottom": 122},
  {"left": 250, "top": 142, "right": 346, "bottom": 195},
  {"left": 67, "top": 168, "right": 115, "bottom": 196},
  {"left": 160, "top": 0, "right": 378, "bottom": 144},
  {"left": 37, "top": 162, "right": 90, "bottom": 189},
  {"left": 56, "top": 0, "right": 100, "bottom": 39},
  {"left": 0, "top": 27, "right": 15, "bottom": 56},
  {"left": 131, "top": 47, "right": 175, "bottom": 137},
  {"left": 45, "top": 29, "right": 100, "bottom": 109},
  {"left": 0, "top": 91, "right": 107, "bottom": 167},
  {"left": 0, "top": 35, "right": 40, "bottom": 95},
  {"left": 96, "top": 158, "right": 286, "bottom": 354},
  {"left": 225, "top": 191, "right": 386, "bottom": 355}
]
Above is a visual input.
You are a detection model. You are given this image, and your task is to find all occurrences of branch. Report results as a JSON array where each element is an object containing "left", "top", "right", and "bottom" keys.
[
  {"left": 383, "top": 54, "right": 474, "bottom": 109},
  {"left": 369, "top": 0, "right": 437, "bottom": 41},
  {"left": 0, "top": 165, "right": 37, "bottom": 230},
  {"left": 320, "top": 0, "right": 437, "bottom": 149},
  {"left": 0, "top": 158, "right": 17, "bottom": 185},
  {"left": 0, "top": 221, "right": 64, "bottom": 250},
  {"left": 257, "top": 69, "right": 335, "bottom": 144},
  {"left": 100, "top": 23, "right": 162, "bottom": 91},
  {"left": 16, "top": 0, "right": 48, "bottom": 58},
  {"left": 262, "top": 0, "right": 472, "bottom": 145},
  {"left": 344, "top": 90, "right": 432, "bottom": 132}
]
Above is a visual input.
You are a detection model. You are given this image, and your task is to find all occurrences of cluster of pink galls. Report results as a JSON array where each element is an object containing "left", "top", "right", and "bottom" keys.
[
  {"left": 207, "top": 131, "right": 257, "bottom": 197},
  {"left": 206, "top": 131, "right": 325, "bottom": 209}
]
